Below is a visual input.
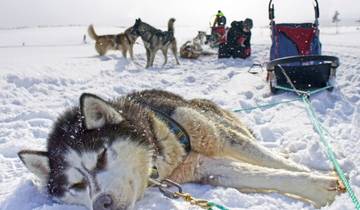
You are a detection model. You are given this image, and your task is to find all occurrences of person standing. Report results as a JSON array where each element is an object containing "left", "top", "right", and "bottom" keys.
[{"left": 213, "top": 10, "right": 227, "bottom": 27}]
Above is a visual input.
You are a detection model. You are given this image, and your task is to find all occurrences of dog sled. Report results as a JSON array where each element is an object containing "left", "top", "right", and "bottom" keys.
[
  {"left": 266, "top": 0, "right": 339, "bottom": 94},
  {"left": 205, "top": 26, "right": 228, "bottom": 48}
]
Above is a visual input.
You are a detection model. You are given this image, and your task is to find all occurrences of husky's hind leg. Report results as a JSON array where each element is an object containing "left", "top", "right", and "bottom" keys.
[
  {"left": 129, "top": 44, "right": 134, "bottom": 60},
  {"left": 95, "top": 42, "right": 106, "bottom": 56},
  {"left": 161, "top": 49, "right": 168, "bottom": 65},
  {"left": 172, "top": 106, "right": 309, "bottom": 172},
  {"left": 190, "top": 99, "right": 310, "bottom": 172},
  {"left": 121, "top": 48, "right": 127, "bottom": 59},
  {"left": 193, "top": 155, "right": 341, "bottom": 208},
  {"left": 220, "top": 127, "right": 310, "bottom": 172},
  {"left": 145, "top": 48, "right": 151, "bottom": 68},
  {"left": 171, "top": 40, "right": 180, "bottom": 65},
  {"left": 148, "top": 50, "right": 157, "bottom": 68}
]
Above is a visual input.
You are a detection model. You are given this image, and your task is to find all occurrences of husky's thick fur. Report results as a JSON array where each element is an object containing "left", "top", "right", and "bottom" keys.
[
  {"left": 193, "top": 31, "right": 207, "bottom": 50},
  {"left": 180, "top": 31, "right": 214, "bottom": 59},
  {"left": 88, "top": 25, "right": 138, "bottom": 58},
  {"left": 131, "top": 18, "right": 180, "bottom": 68},
  {"left": 180, "top": 41, "right": 202, "bottom": 59},
  {"left": 19, "top": 90, "right": 344, "bottom": 210}
]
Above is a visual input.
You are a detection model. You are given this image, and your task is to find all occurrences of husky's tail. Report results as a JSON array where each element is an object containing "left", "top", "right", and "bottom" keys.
[
  {"left": 168, "top": 18, "right": 176, "bottom": 33},
  {"left": 88, "top": 25, "right": 99, "bottom": 40}
]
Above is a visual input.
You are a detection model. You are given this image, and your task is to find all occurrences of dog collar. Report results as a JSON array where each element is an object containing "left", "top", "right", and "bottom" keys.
[
  {"left": 147, "top": 107, "right": 191, "bottom": 182},
  {"left": 134, "top": 99, "right": 191, "bottom": 155},
  {"left": 133, "top": 99, "right": 191, "bottom": 183},
  {"left": 152, "top": 109, "right": 191, "bottom": 154}
]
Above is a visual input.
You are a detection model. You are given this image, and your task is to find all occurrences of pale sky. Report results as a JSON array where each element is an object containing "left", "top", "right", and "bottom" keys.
[{"left": 0, "top": 0, "right": 359, "bottom": 28}]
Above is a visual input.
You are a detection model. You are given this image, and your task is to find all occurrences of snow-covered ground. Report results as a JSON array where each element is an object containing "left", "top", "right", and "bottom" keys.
[{"left": 0, "top": 25, "right": 360, "bottom": 210}]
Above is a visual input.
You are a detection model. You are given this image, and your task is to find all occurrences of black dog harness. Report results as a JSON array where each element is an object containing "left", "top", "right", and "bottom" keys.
[
  {"left": 145, "top": 104, "right": 191, "bottom": 180},
  {"left": 135, "top": 99, "right": 191, "bottom": 154},
  {"left": 151, "top": 107, "right": 191, "bottom": 154},
  {"left": 133, "top": 98, "right": 191, "bottom": 180}
]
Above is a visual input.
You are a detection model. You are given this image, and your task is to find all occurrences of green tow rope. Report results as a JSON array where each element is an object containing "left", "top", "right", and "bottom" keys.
[
  {"left": 302, "top": 94, "right": 360, "bottom": 209},
  {"left": 232, "top": 85, "right": 360, "bottom": 209},
  {"left": 207, "top": 201, "right": 229, "bottom": 210},
  {"left": 233, "top": 98, "right": 300, "bottom": 112}
]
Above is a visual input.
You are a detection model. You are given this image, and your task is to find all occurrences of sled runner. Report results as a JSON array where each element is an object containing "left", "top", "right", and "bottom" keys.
[{"left": 266, "top": 0, "right": 339, "bottom": 94}]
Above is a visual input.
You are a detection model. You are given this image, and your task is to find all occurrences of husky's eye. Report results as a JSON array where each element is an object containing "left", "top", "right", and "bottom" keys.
[
  {"left": 69, "top": 180, "right": 87, "bottom": 191},
  {"left": 96, "top": 148, "right": 107, "bottom": 170}
]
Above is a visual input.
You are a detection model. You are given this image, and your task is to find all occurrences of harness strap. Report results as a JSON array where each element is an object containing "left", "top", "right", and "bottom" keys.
[
  {"left": 147, "top": 33, "right": 156, "bottom": 44},
  {"left": 135, "top": 99, "right": 191, "bottom": 155},
  {"left": 140, "top": 102, "right": 191, "bottom": 181},
  {"left": 150, "top": 107, "right": 191, "bottom": 154},
  {"left": 139, "top": 28, "right": 174, "bottom": 46},
  {"left": 139, "top": 30, "right": 155, "bottom": 44}
]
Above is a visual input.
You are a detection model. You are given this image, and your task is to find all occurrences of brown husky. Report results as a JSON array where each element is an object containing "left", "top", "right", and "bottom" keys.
[
  {"left": 88, "top": 25, "right": 138, "bottom": 59},
  {"left": 19, "top": 90, "right": 344, "bottom": 210}
]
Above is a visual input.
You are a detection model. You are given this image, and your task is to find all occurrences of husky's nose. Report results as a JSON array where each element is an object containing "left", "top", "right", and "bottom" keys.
[{"left": 93, "top": 194, "right": 114, "bottom": 210}]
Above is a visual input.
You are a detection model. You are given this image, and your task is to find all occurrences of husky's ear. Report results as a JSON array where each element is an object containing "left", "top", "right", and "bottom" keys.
[
  {"left": 18, "top": 150, "right": 50, "bottom": 182},
  {"left": 80, "top": 93, "right": 123, "bottom": 129}
]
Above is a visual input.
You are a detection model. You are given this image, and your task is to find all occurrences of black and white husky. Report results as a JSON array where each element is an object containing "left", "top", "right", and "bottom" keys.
[
  {"left": 131, "top": 18, "right": 180, "bottom": 68},
  {"left": 19, "top": 90, "right": 344, "bottom": 210}
]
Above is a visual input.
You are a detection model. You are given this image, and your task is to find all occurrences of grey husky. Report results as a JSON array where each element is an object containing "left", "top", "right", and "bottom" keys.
[
  {"left": 19, "top": 90, "right": 344, "bottom": 210},
  {"left": 131, "top": 18, "right": 180, "bottom": 68}
]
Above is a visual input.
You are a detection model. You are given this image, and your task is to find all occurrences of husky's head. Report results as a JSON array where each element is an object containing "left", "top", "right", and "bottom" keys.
[
  {"left": 18, "top": 93, "right": 153, "bottom": 210},
  {"left": 130, "top": 18, "right": 142, "bottom": 36},
  {"left": 196, "top": 31, "right": 207, "bottom": 42}
]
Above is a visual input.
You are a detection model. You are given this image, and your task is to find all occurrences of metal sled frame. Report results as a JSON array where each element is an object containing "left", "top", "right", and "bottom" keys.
[
  {"left": 267, "top": 55, "right": 339, "bottom": 93},
  {"left": 266, "top": 0, "right": 340, "bottom": 94}
]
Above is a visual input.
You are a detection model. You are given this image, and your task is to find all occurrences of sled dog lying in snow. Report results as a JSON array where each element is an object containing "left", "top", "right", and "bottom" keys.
[
  {"left": 19, "top": 90, "right": 344, "bottom": 210},
  {"left": 130, "top": 18, "right": 180, "bottom": 68},
  {"left": 88, "top": 25, "right": 138, "bottom": 58},
  {"left": 193, "top": 31, "right": 207, "bottom": 47},
  {"left": 180, "top": 41, "right": 202, "bottom": 59},
  {"left": 180, "top": 31, "right": 216, "bottom": 59}
]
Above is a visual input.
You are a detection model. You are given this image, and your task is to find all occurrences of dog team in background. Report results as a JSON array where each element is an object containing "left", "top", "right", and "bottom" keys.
[
  {"left": 88, "top": 18, "right": 179, "bottom": 68},
  {"left": 88, "top": 11, "right": 253, "bottom": 67}
]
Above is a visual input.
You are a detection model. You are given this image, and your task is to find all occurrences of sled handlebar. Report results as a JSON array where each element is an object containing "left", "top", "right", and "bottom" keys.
[
  {"left": 266, "top": 55, "right": 340, "bottom": 71},
  {"left": 269, "top": 0, "right": 319, "bottom": 21}
]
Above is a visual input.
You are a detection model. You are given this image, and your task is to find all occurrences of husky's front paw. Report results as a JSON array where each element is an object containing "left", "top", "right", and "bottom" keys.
[{"left": 310, "top": 176, "right": 345, "bottom": 208}]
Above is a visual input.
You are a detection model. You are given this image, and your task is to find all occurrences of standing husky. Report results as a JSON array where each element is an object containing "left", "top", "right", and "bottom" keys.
[
  {"left": 19, "top": 90, "right": 344, "bottom": 210},
  {"left": 88, "top": 25, "right": 138, "bottom": 59},
  {"left": 131, "top": 18, "right": 180, "bottom": 68}
]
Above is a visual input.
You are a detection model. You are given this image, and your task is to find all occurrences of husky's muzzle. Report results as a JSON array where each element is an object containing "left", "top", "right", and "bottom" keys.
[{"left": 93, "top": 194, "right": 128, "bottom": 210}]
